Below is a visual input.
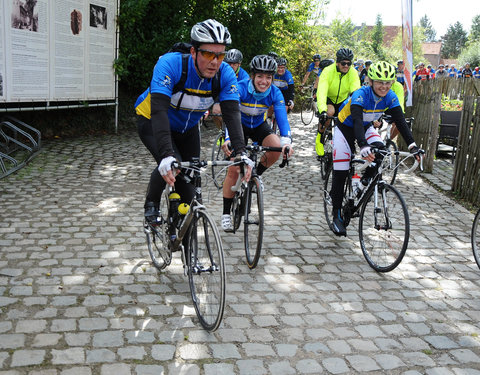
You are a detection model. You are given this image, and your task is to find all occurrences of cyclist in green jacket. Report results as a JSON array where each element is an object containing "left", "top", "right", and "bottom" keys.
[{"left": 315, "top": 48, "right": 360, "bottom": 157}]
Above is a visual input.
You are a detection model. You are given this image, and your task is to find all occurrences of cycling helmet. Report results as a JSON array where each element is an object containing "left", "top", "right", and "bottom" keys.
[
  {"left": 276, "top": 57, "right": 287, "bottom": 66},
  {"left": 365, "top": 60, "right": 372, "bottom": 66},
  {"left": 367, "top": 61, "right": 396, "bottom": 81},
  {"left": 224, "top": 48, "right": 243, "bottom": 63},
  {"left": 336, "top": 48, "right": 354, "bottom": 62},
  {"left": 267, "top": 51, "right": 278, "bottom": 59},
  {"left": 313, "top": 54, "right": 321, "bottom": 61},
  {"left": 397, "top": 60, "right": 403, "bottom": 64},
  {"left": 319, "top": 58, "right": 334, "bottom": 70},
  {"left": 190, "top": 19, "right": 231, "bottom": 46},
  {"left": 250, "top": 55, "right": 277, "bottom": 74}
]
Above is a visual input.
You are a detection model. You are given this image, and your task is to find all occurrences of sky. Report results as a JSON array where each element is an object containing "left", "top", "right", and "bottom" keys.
[{"left": 321, "top": 0, "right": 476, "bottom": 38}]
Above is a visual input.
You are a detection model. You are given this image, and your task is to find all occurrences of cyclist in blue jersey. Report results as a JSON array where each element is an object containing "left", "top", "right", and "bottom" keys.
[
  {"left": 329, "top": 61, "right": 421, "bottom": 236},
  {"left": 300, "top": 54, "right": 322, "bottom": 87},
  {"left": 272, "top": 57, "right": 295, "bottom": 112},
  {"left": 211, "top": 48, "right": 249, "bottom": 129},
  {"left": 220, "top": 55, "right": 294, "bottom": 231},
  {"left": 134, "top": 19, "right": 252, "bottom": 223},
  {"left": 396, "top": 60, "right": 405, "bottom": 86}
]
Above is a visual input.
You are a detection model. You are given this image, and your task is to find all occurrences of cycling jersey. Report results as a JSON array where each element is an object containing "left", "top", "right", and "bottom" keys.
[
  {"left": 273, "top": 69, "right": 295, "bottom": 102},
  {"left": 473, "top": 70, "right": 480, "bottom": 79},
  {"left": 391, "top": 81, "right": 405, "bottom": 112},
  {"left": 236, "top": 66, "right": 249, "bottom": 81},
  {"left": 462, "top": 68, "right": 473, "bottom": 78},
  {"left": 396, "top": 68, "right": 405, "bottom": 85},
  {"left": 448, "top": 68, "right": 458, "bottom": 77},
  {"left": 226, "top": 79, "right": 291, "bottom": 139},
  {"left": 415, "top": 68, "right": 429, "bottom": 81},
  {"left": 306, "top": 62, "right": 322, "bottom": 77},
  {"left": 135, "top": 52, "right": 239, "bottom": 133},
  {"left": 316, "top": 63, "right": 361, "bottom": 114}
]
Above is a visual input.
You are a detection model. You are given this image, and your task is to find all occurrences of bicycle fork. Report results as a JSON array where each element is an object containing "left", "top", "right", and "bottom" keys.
[{"left": 373, "top": 184, "right": 392, "bottom": 230}]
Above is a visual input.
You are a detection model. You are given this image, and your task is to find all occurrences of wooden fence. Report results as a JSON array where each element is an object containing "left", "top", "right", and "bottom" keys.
[{"left": 409, "top": 78, "right": 480, "bottom": 206}]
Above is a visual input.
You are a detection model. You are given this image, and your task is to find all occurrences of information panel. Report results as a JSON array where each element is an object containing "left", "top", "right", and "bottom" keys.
[{"left": 0, "top": 0, "right": 116, "bottom": 103}]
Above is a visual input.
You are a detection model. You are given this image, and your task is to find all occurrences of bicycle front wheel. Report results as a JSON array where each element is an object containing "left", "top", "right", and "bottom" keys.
[
  {"left": 244, "top": 176, "right": 264, "bottom": 269},
  {"left": 145, "top": 189, "right": 171, "bottom": 270},
  {"left": 301, "top": 98, "right": 314, "bottom": 125},
  {"left": 381, "top": 140, "right": 399, "bottom": 185},
  {"left": 319, "top": 129, "right": 333, "bottom": 180},
  {"left": 187, "top": 208, "right": 226, "bottom": 331},
  {"left": 472, "top": 209, "right": 480, "bottom": 269},
  {"left": 211, "top": 133, "right": 226, "bottom": 189},
  {"left": 359, "top": 183, "right": 409, "bottom": 272}
]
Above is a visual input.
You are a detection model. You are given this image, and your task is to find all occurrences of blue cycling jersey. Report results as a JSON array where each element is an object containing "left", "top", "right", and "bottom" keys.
[
  {"left": 337, "top": 85, "right": 401, "bottom": 127},
  {"left": 226, "top": 79, "right": 291, "bottom": 139},
  {"left": 134, "top": 52, "right": 239, "bottom": 133},
  {"left": 307, "top": 62, "right": 322, "bottom": 77},
  {"left": 273, "top": 69, "right": 294, "bottom": 91},
  {"left": 236, "top": 66, "right": 249, "bottom": 81}
]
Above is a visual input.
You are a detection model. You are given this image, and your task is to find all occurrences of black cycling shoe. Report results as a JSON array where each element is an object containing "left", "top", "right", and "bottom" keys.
[
  {"left": 144, "top": 202, "right": 159, "bottom": 224},
  {"left": 331, "top": 209, "right": 347, "bottom": 237}
]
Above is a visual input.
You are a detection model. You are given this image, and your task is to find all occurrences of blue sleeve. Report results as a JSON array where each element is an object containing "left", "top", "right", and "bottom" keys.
[
  {"left": 219, "top": 62, "right": 240, "bottom": 102},
  {"left": 150, "top": 53, "right": 183, "bottom": 96},
  {"left": 272, "top": 86, "right": 291, "bottom": 138},
  {"left": 317, "top": 68, "right": 322, "bottom": 77},
  {"left": 307, "top": 62, "right": 314, "bottom": 72},
  {"left": 286, "top": 71, "right": 294, "bottom": 85},
  {"left": 238, "top": 67, "right": 249, "bottom": 81},
  {"left": 386, "top": 90, "right": 400, "bottom": 110}
]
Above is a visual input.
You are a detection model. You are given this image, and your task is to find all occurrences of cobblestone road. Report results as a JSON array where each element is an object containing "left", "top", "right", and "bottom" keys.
[{"left": 1, "top": 114, "right": 479, "bottom": 375}]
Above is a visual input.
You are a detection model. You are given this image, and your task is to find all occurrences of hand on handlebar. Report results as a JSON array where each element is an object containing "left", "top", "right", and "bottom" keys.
[
  {"left": 158, "top": 156, "right": 177, "bottom": 186},
  {"left": 360, "top": 146, "right": 375, "bottom": 162},
  {"left": 233, "top": 153, "right": 253, "bottom": 182},
  {"left": 221, "top": 139, "right": 233, "bottom": 157}
]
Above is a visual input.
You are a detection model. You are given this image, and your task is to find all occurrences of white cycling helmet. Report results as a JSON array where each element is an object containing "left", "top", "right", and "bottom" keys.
[
  {"left": 250, "top": 55, "right": 277, "bottom": 74},
  {"left": 191, "top": 19, "right": 232, "bottom": 46}
]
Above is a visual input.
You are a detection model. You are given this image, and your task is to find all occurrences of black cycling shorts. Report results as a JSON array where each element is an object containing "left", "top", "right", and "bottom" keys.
[{"left": 242, "top": 121, "right": 274, "bottom": 145}]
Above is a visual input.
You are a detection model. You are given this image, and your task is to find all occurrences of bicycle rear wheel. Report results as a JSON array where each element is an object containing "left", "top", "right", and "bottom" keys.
[
  {"left": 301, "top": 98, "right": 314, "bottom": 125},
  {"left": 187, "top": 208, "right": 226, "bottom": 331},
  {"left": 472, "top": 209, "right": 480, "bottom": 269},
  {"left": 144, "top": 189, "right": 171, "bottom": 270},
  {"left": 211, "top": 132, "right": 226, "bottom": 189},
  {"left": 359, "top": 183, "right": 409, "bottom": 272},
  {"left": 244, "top": 176, "right": 264, "bottom": 269},
  {"left": 381, "top": 140, "right": 399, "bottom": 185}
]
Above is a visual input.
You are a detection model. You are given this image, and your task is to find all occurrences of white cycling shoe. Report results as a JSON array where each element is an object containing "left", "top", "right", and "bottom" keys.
[{"left": 222, "top": 214, "right": 234, "bottom": 233}]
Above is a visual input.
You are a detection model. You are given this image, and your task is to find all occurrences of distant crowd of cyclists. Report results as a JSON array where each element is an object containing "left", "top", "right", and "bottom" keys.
[{"left": 134, "top": 18, "right": 423, "bottom": 239}]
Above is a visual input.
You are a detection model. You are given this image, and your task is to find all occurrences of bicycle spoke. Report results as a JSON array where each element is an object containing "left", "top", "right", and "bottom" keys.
[
  {"left": 244, "top": 177, "right": 264, "bottom": 269},
  {"left": 359, "top": 184, "right": 409, "bottom": 272},
  {"left": 187, "top": 209, "right": 225, "bottom": 331}
]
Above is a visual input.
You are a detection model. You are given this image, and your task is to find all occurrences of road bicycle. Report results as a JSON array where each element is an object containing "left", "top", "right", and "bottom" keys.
[
  {"left": 317, "top": 115, "right": 335, "bottom": 180},
  {"left": 377, "top": 115, "right": 415, "bottom": 185},
  {"left": 228, "top": 143, "right": 289, "bottom": 269},
  {"left": 472, "top": 208, "right": 480, "bottom": 269},
  {"left": 143, "top": 158, "right": 239, "bottom": 331},
  {"left": 300, "top": 85, "right": 317, "bottom": 125},
  {"left": 323, "top": 148, "right": 423, "bottom": 272},
  {"left": 210, "top": 119, "right": 227, "bottom": 189}
]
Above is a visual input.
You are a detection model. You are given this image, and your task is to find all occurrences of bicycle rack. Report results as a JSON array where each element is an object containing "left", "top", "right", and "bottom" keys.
[{"left": 0, "top": 116, "right": 41, "bottom": 179}]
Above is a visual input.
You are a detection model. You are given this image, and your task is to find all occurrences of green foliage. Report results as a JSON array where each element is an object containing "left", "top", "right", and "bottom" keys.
[
  {"left": 458, "top": 41, "right": 480, "bottom": 68},
  {"left": 370, "top": 14, "right": 385, "bottom": 59},
  {"left": 383, "top": 26, "right": 425, "bottom": 66},
  {"left": 468, "top": 15, "right": 480, "bottom": 44},
  {"left": 441, "top": 22, "right": 468, "bottom": 58},
  {"left": 419, "top": 15, "right": 437, "bottom": 42}
]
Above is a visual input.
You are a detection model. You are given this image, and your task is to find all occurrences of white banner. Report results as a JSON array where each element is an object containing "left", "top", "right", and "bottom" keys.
[
  {"left": 401, "top": 0, "right": 413, "bottom": 107},
  {"left": 1, "top": 0, "right": 116, "bottom": 103}
]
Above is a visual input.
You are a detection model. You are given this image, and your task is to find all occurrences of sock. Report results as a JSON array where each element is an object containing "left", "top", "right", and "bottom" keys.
[
  {"left": 256, "top": 163, "right": 267, "bottom": 176},
  {"left": 223, "top": 198, "right": 233, "bottom": 215}
]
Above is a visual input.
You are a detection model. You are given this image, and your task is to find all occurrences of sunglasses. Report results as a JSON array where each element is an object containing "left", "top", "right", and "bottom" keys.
[
  {"left": 373, "top": 80, "right": 393, "bottom": 86},
  {"left": 197, "top": 49, "right": 226, "bottom": 62},
  {"left": 339, "top": 61, "right": 352, "bottom": 66}
]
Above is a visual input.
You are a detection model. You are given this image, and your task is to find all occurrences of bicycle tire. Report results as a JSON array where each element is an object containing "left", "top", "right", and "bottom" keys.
[
  {"left": 472, "top": 209, "right": 480, "bottom": 269},
  {"left": 244, "top": 176, "right": 264, "bottom": 269},
  {"left": 319, "top": 129, "right": 333, "bottom": 180},
  {"left": 301, "top": 98, "right": 314, "bottom": 125},
  {"left": 359, "top": 183, "right": 409, "bottom": 272},
  {"left": 211, "top": 133, "right": 226, "bottom": 189},
  {"left": 145, "top": 189, "right": 172, "bottom": 270},
  {"left": 381, "top": 140, "right": 399, "bottom": 185},
  {"left": 187, "top": 208, "right": 226, "bottom": 331}
]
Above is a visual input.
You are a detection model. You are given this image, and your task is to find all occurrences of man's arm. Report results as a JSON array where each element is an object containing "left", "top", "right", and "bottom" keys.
[
  {"left": 151, "top": 93, "right": 175, "bottom": 160},
  {"left": 220, "top": 100, "right": 245, "bottom": 154}
]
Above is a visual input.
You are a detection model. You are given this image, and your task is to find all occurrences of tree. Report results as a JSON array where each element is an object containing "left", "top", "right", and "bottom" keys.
[
  {"left": 370, "top": 14, "right": 385, "bottom": 59},
  {"left": 468, "top": 14, "right": 480, "bottom": 44},
  {"left": 419, "top": 14, "right": 436, "bottom": 42},
  {"left": 458, "top": 41, "right": 480, "bottom": 68},
  {"left": 441, "top": 22, "right": 468, "bottom": 58}
]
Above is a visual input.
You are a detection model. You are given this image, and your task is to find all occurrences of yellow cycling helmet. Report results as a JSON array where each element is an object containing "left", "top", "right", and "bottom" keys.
[{"left": 368, "top": 61, "right": 396, "bottom": 81}]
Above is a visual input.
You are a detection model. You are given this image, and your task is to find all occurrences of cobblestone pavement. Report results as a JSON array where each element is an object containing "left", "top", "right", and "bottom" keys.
[{"left": 1, "top": 113, "right": 479, "bottom": 375}]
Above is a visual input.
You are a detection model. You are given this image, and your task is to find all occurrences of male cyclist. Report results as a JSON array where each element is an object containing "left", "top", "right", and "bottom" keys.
[
  {"left": 315, "top": 48, "right": 360, "bottom": 157},
  {"left": 220, "top": 55, "right": 294, "bottom": 232},
  {"left": 300, "top": 54, "right": 322, "bottom": 87},
  {"left": 135, "top": 19, "right": 251, "bottom": 223},
  {"left": 211, "top": 48, "right": 249, "bottom": 129},
  {"left": 329, "top": 61, "right": 421, "bottom": 236},
  {"left": 272, "top": 57, "right": 295, "bottom": 112}
]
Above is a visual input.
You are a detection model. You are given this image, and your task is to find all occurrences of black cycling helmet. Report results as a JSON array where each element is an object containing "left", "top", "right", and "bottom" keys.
[
  {"left": 365, "top": 60, "right": 372, "bottom": 66},
  {"left": 336, "top": 48, "right": 354, "bottom": 62},
  {"left": 368, "top": 61, "right": 396, "bottom": 81},
  {"left": 267, "top": 51, "right": 278, "bottom": 59},
  {"left": 319, "top": 59, "right": 334, "bottom": 70},
  {"left": 250, "top": 55, "right": 277, "bottom": 74},
  {"left": 397, "top": 60, "right": 403, "bottom": 64},
  {"left": 190, "top": 19, "right": 231, "bottom": 47},
  {"left": 313, "top": 54, "right": 321, "bottom": 61},
  {"left": 224, "top": 48, "right": 243, "bottom": 63},
  {"left": 276, "top": 57, "right": 287, "bottom": 67}
]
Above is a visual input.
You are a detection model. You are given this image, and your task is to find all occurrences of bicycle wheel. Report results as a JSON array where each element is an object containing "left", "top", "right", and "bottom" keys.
[
  {"left": 359, "top": 183, "right": 409, "bottom": 272},
  {"left": 381, "top": 140, "right": 399, "bottom": 185},
  {"left": 319, "top": 129, "right": 333, "bottom": 180},
  {"left": 301, "top": 98, "right": 314, "bottom": 125},
  {"left": 187, "top": 208, "right": 226, "bottom": 331},
  {"left": 244, "top": 176, "right": 264, "bottom": 269},
  {"left": 211, "top": 132, "right": 226, "bottom": 189},
  {"left": 472, "top": 209, "right": 480, "bottom": 269},
  {"left": 144, "top": 189, "right": 171, "bottom": 270}
]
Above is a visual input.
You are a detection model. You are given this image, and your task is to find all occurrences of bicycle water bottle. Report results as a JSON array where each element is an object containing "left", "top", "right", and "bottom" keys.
[
  {"left": 176, "top": 203, "right": 190, "bottom": 228},
  {"left": 352, "top": 173, "right": 363, "bottom": 198}
]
